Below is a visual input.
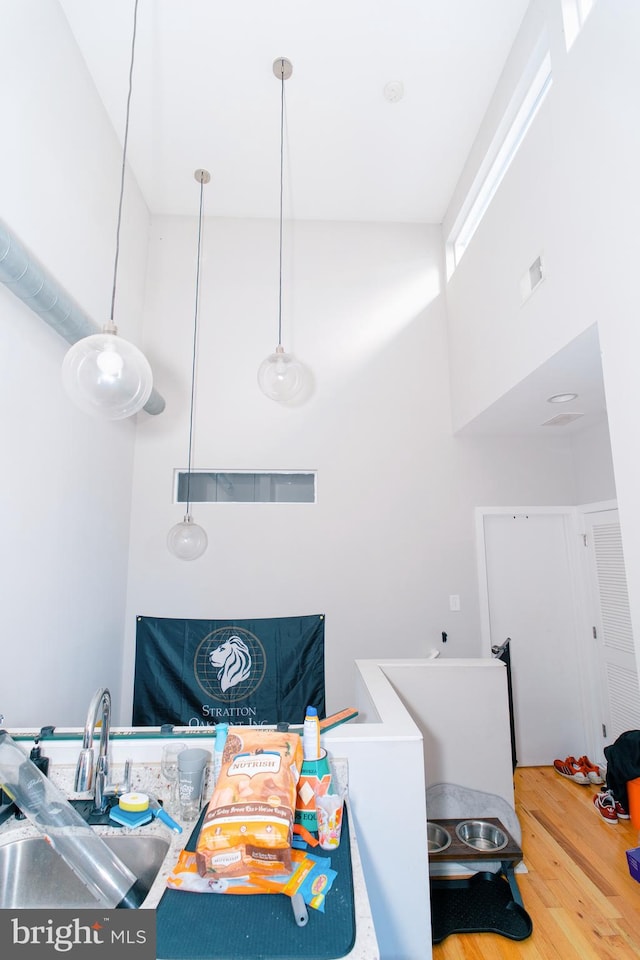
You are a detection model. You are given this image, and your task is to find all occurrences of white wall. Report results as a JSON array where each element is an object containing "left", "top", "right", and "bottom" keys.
[
  {"left": 2, "top": 0, "right": 628, "bottom": 740},
  {"left": 443, "top": 0, "right": 640, "bottom": 683},
  {"left": 0, "top": 0, "right": 150, "bottom": 724},
  {"left": 119, "top": 214, "right": 586, "bottom": 722},
  {"left": 572, "top": 419, "right": 616, "bottom": 506}
]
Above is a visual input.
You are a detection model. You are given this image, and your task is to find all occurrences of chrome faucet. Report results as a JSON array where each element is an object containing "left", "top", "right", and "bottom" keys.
[{"left": 74, "top": 688, "right": 111, "bottom": 809}]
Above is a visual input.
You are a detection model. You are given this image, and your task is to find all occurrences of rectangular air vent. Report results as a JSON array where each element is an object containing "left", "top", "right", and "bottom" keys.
[
  {"left": 520, "top": 254, "right": 545, "bottom": 303},
  {"left": 542, "top": 412, "right": 584, "bottom": 427}
]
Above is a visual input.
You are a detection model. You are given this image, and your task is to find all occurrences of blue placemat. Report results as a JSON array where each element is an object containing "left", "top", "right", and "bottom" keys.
[{"left": 156, "top": 807, "right": 355, "bottom": 960}]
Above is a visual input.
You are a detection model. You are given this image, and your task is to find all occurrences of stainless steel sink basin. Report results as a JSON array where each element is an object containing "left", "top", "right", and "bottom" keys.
[{"left": 0, "top": 834, "right": 169, "bottom": 908}]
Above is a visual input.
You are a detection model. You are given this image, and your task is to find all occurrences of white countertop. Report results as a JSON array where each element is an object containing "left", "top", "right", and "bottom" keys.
[{"left": 0, "top": 759, "right": 379, "bottom": 960}]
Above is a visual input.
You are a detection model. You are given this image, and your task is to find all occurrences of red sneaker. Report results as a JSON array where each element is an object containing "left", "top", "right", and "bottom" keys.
[
  {"left": 577, "top": 755, "right": 604, "bottom": 785},
  {"left": 593, "top": 790, "right": 618, "bottom": 824},
  {"left": 613, "top": 796, "right": 630, "bottom": 819},
  {"left": 554, "top": 756, "right": 590, "bottom": 784}
]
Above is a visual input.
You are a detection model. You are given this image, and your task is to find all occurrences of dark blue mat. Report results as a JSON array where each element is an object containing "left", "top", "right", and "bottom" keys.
[{"left": 156, "top": 808, "right": 355, "bottom": 959}]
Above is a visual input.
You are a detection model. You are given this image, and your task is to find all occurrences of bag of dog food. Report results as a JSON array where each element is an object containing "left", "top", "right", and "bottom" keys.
[
  {"left": 168, "top": 846, "right": 337, "bottom": 911},
  {"left": 195, "top": 727, "right": 303, "bottom": 880}
]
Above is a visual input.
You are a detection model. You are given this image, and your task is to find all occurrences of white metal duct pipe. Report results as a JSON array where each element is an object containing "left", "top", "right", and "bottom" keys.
[{"left": 0, "top": 219, "right": 165, "bottom": 415}]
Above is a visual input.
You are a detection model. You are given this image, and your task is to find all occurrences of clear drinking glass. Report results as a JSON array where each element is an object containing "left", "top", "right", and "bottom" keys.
[{"left": 161, "top": 742, "right": 186, "bottom": 814}]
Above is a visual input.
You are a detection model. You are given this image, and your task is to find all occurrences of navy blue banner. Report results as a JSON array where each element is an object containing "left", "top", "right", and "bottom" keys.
[{"left": 133, "top": 615, "right": 325, "bottom": 727}]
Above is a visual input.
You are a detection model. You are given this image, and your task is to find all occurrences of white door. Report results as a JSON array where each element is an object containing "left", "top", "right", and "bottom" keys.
[
  {"left": 584, "top": 508, "right": 640, "bottom": 749},
  {"left": 482, "top": 512, "right": 585, "bottom": 766}
]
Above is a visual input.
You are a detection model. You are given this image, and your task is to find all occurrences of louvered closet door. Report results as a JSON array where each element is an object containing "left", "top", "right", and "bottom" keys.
[{"left": 586, "top": 509, "right": 640, "bottom": 747}]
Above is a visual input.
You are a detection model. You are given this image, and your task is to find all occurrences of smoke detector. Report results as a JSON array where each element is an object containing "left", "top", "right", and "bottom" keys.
[{"left": 384, "top": 81, "right": 404, "bottom": 103}]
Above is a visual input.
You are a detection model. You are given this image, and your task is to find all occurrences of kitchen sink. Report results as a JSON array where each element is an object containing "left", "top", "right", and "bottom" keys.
[{"left": 0, "top": 834, "right": 169, "bottom": 908}]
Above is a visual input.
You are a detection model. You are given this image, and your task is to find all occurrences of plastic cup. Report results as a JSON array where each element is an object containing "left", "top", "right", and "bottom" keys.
[
  {"left": 178, "top": 766, "right": 206, "bottom": 821},
  {"left": 315, "top": 789, "right": 346, "bottom": 850},
  {"left": 295, "top": 749, "right": 331, "bottom": 832},
  {"left": 328, "top": 758, "right": 348, "bottom": 796},
  {"left": 177, "top": 747, "right": 210, "bottom": 771},
  {"left": 177, "top": 748, "right": 210, "bottom": 821}
]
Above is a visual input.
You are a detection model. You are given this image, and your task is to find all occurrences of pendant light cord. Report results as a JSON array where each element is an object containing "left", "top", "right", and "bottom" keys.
[
  {"left": 109, "top": 0, "right": 139, "bottom": 327},
  {"left": 277, "top": 59, "right": 285, "bottom": 348},
  {"left": 185, "top": 173, "right": 206, "bottom": 515}
]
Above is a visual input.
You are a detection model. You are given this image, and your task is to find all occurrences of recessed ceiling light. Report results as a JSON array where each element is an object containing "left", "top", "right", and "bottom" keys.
[{"left": 547, "top": 393, "right": 578, "bottom": 404}]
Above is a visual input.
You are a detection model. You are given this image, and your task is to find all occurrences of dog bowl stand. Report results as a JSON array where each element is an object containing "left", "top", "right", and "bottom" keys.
[{"left": 428, "top": 817, "right": 532, "bottom": 943}]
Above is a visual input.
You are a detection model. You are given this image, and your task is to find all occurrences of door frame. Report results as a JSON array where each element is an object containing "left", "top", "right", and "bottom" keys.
[{"left": 475, "top": 503, "right": 607, "bottom": 764}]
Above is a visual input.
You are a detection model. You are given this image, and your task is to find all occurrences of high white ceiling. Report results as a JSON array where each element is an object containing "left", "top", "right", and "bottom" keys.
[
  {"left": 59, "top": 0, "right": 531, "bottom": 222},
  {"left": 58, "top": 0, "right": 607, "bottom": 438}
]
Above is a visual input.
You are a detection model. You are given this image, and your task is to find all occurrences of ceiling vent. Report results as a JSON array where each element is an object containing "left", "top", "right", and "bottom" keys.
[
  {"left": 520, "top": 254, "right": 545, "bottom": 303},
  {"left": 542, "top": 412, "right": 584, "bottom": 427}
]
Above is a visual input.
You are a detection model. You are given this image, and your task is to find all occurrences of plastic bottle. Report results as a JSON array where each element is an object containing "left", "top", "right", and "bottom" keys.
[
  {"left": 213, "top": 723, "right": 228, "bottom": 785},
  {"left": 13, "top": 738, "right": 50, "bottom": 821},
  {"left": 29, "top": 737, "right": 49, "bottom": 777},
  {"left": 302, "top": 706, "right": 321, "bottom": 761}
]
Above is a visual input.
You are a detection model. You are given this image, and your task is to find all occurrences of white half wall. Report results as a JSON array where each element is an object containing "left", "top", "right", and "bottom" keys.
[{"left": 381, "top": 658, "right": 514, "bottom": 806}]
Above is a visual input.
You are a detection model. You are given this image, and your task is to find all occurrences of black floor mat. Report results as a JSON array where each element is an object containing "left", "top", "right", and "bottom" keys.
[{"left": 430, "top": 871, "right": 533, "bottom": 943}]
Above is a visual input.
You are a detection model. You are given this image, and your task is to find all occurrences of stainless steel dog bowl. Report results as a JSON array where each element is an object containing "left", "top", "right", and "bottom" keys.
[
  {"left": 427, "top": 821, "right": 452, "bottom": 853},
  {"left": 455, "top": 819, "right": 508, "bottom": 852}
]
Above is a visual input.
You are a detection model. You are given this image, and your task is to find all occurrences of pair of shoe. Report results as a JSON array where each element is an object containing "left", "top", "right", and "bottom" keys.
[
  {"left": 553, "top": 755, "right": 604, "bottom": 784},
  {"left": 593, "top": 789, "right": 630, "bottom": 824}
]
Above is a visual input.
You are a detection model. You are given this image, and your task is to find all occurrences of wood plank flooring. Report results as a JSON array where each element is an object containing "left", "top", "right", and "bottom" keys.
[{"left": 431, "top": 766, "right": 640, "bottom": 960}]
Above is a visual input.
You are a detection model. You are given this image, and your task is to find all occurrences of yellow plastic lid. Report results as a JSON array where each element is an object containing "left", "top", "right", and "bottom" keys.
[{"left": 119, "top": 792, "right": 149, "bottom": 812}]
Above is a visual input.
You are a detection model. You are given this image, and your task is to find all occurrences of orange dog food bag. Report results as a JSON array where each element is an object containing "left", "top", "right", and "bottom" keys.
[{"left": 195, "top": 727, "right": 303, "bottom": 880}]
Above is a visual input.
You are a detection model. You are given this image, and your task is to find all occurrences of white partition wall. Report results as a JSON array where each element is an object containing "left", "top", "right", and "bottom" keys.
[{"left": 377, "top": 659, "right": 514, "bottom": 806}]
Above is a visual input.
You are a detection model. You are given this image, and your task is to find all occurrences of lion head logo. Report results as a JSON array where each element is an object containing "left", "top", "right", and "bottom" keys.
[{"left": 209, "top": 635, "right": 252, "bottom": 693}]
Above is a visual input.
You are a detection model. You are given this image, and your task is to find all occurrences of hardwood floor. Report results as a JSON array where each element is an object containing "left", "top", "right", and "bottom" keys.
[{"left": 431, "top": 766, "right": 640, "bottom": 959}]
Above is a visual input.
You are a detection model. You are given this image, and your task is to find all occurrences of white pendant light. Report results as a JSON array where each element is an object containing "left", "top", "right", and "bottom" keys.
[
  {"left": 62, "top": 0, "right": 153, "bottom": 420},
  {"left": 167, "top": 170, "right": 210, "bottom": 562},
  {"left": 257, "top": 58, "right": 305, "bottom": 402}
]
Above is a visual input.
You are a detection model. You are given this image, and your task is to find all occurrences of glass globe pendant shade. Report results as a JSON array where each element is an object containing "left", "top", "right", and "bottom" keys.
[
  {"left": 167, "top": 513, "right": 208, "bottom": 561},
  {"left": 62, "top": 330, "right": 153, "bottom": 420},
  {"left": 257, "top": 345, "right": 304, "bottom": 401}
]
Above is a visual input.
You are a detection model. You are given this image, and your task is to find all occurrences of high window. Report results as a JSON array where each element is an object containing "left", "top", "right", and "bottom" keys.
[
  {"left": 561, "top": 0, "right": 596, "bottom": 51},
  {"left": 447, "top": 43, "right": 552, "bottom": 277}
]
